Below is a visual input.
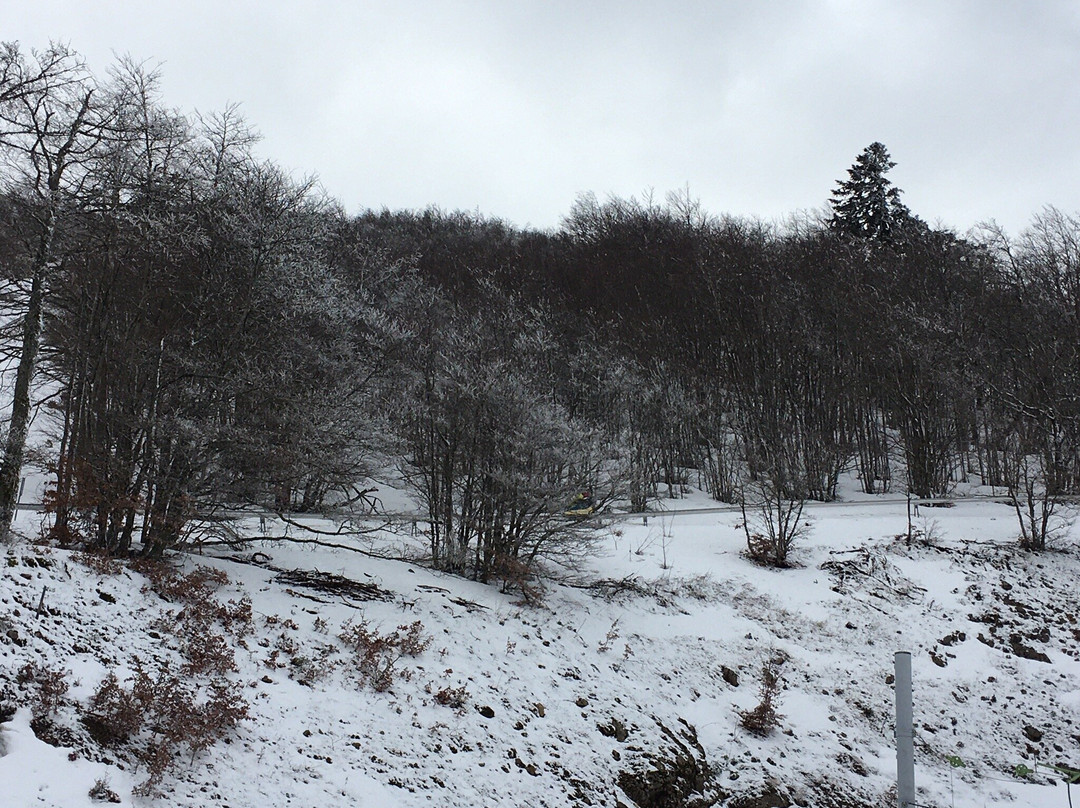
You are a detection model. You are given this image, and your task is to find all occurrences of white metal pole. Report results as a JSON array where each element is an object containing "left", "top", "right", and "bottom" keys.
[{"left": 895, "top": 651, "right": 915, "bottom": 808}]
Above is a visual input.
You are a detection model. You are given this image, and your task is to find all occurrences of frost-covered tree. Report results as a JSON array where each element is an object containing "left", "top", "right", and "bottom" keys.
[
  {"left": 400, "top": 286, "right": 608, "bottom": 586},
  {"left": 0, "top": 43, "right": 105, "bottom": 539},
  {"left": 978, "top": 211, "right": 1080, "bottom": 548},
  {"left": 828, "top": 142, "right": 915, "bottom": 244}
]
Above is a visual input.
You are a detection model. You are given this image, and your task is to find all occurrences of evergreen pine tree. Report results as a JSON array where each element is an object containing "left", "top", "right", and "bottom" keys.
[{"left": 828, "top": 142, "right": 916, "bottom": 244}]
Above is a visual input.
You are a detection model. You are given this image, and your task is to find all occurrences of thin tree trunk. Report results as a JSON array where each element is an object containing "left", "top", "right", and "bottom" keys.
[{"left": 0, "top": 208, "right": 54, "bottom": 539}]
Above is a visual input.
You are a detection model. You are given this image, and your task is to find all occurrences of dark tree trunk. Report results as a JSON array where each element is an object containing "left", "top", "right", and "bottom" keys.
[{"left": 0, "top": 210, "right": 53, "bottom": 538}]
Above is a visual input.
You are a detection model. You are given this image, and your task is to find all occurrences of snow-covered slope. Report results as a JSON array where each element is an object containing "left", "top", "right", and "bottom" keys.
[{"left": 1, "top": 494, "right": 1078, "bottom": 807}]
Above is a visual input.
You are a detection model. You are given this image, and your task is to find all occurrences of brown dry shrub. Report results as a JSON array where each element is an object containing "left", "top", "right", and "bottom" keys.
[
  {"left": 739, "top": 658, "right": 785, "bottom": 736},
  {"left": 45, "top": 520, "right": 82, "bottom": 547},
  {"left": 180, "top": 629, "right": 238, "bottom": 677},
  {"left": 71, "top": 549, "right": 125, "bottom": 577},
  {"left": 288, "top": 644, "right": 340, "bottom": 687},
  {"left": 139, "top": 560, "right": 252, "bottom": 639},
  {"left": 492, "top": 553, "right": 545, "bottom": 605},
  {"left": 16, "top": 662, "right": 73, "bottom": 718},
  {"left": 85, "top": 668, "right": 155, "bottom": 743},
  {"left": 432, "top": 683, "right": 470, "bottom": 709},
  {"left": 88, "top": 778, "right": 121, "bottom": 803},
  {"left": 339, "top": 619, "right": 431, "bottom": 692},
  {"left": 135, "top": 562, "right": 229, "bottom": 605},
  {"left": 88, "top": 665, "right": 248, "bottom": 795},
  {"left": 87, "top": 561, "right": 250, "bottom": 793}
]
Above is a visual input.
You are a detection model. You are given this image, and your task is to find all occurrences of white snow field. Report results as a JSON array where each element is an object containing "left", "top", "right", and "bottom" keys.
[{"left": 1, "top": 483, "right": 1078, "bottom": 808}]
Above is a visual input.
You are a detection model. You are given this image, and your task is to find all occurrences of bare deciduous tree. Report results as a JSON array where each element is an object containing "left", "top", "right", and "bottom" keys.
[{"left": 0, "top": 43, "right": 105, "bottom": 538}]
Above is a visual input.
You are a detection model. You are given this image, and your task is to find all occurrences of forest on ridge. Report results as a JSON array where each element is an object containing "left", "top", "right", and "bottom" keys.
[{"left": 2, "top": 43, "right": 1079, "bottom": 582}]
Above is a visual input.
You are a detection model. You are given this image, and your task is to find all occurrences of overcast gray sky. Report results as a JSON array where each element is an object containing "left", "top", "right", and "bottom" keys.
[{"left": 8, "top": 1, "right": 1080, "bottom": 235}]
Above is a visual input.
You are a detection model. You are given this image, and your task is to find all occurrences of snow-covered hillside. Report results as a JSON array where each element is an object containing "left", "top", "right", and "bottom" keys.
[{"left": 1, "top": 491, "right": 1078, "bottom": 808}]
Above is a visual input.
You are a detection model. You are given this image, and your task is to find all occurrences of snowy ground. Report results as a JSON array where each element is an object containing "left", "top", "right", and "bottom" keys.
[{"left": 1, "top": 485, "right": 1079, "bottom": 807}]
